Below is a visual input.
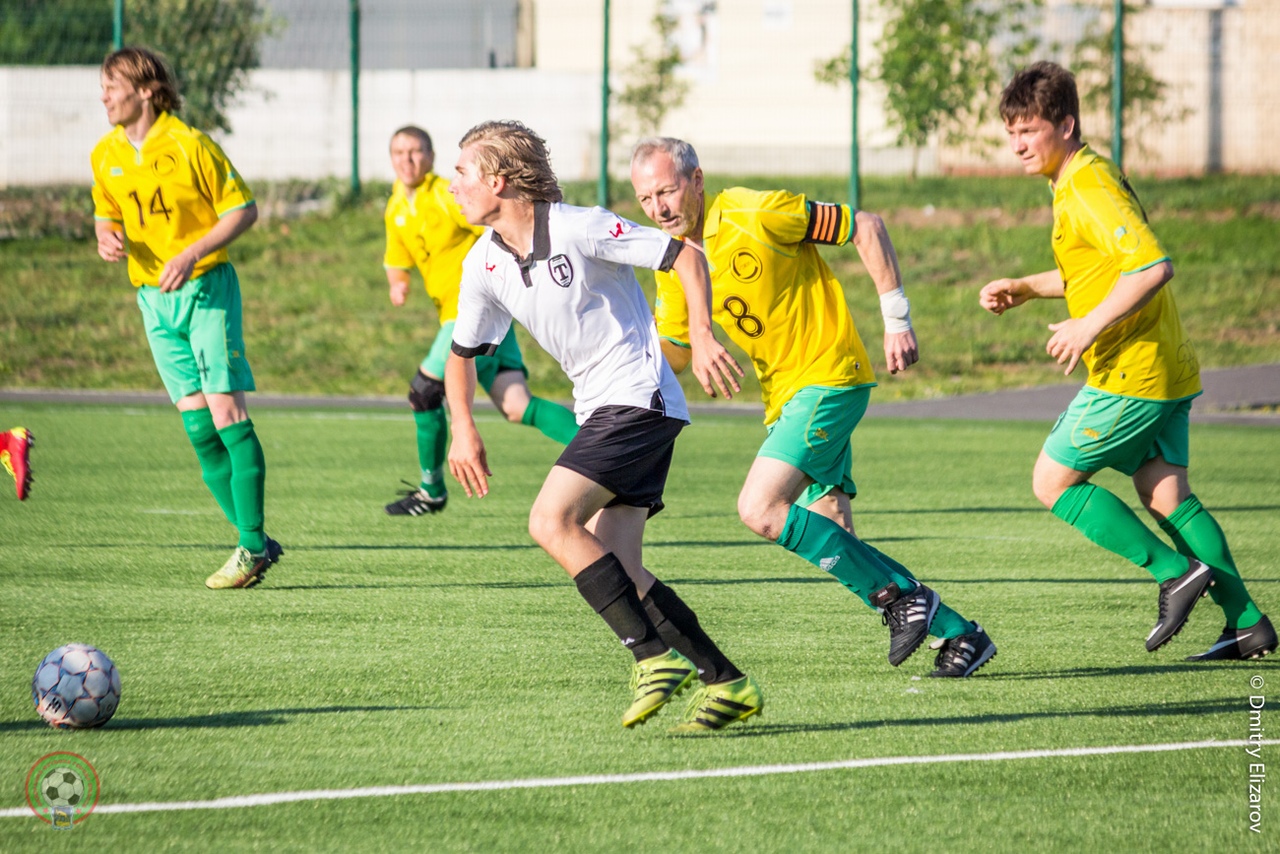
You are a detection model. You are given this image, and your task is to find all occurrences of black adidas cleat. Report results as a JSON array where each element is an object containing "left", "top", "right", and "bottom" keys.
[
  {"left": 929, "top": 623, "right": 997, "bottom": 677},
  {"left": 1146, "top": 559, "right": 1213, "bottom": 652},
  {"left": 872, "top": 582, "right": 939, "bottom": 667},
  {"left": 1186, "top": 614, "right": 1278, "bottom": 661},
  {"left": 385, "top": 480, "right": 448, "bottom": 516}
]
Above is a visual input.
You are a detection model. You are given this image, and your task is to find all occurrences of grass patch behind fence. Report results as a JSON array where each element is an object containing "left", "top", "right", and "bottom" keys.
[{"left": 2, "top": 174, "right": 1277, "bottom": 404}]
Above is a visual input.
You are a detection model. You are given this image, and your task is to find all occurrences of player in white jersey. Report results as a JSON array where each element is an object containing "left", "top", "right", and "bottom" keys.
[{"left": 444, "top": 120, "right": 762, "bottom": 732}]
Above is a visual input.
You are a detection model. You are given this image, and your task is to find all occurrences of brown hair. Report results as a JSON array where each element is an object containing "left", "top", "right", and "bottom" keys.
[
  {"left": 392, "top": 125, "right": 433, "bottom": 154},
  {"left": 999, "top": 61, "right": 1081, "bottom": 141},
  {"left": 458, "top": 120, "right": 562, "bottom": 203},
  {"left": 102, "top": 46, "right": 182, "bottom": 115}
]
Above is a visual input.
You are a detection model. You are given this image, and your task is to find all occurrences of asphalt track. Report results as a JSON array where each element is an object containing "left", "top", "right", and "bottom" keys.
[{"left": 1, "top": 364, "right": 1277, "bottom": 426}]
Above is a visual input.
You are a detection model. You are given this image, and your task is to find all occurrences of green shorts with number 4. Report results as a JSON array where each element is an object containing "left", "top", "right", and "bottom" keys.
[
  {"left": 1043, "top": 386, "right": 1200, "bottom": 476},
  {"left": 136, "top": 262, "right": 255, "bottom": 403},
  {"left": 421, "top": 319, "right": 527, "bottom": 388},
  {"left": 758, "top": 384, "right": 873, "bottom": 506}
]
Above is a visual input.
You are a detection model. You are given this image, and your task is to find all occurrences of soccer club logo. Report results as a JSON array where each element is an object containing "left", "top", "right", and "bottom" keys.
[
  {"left": 549, "top": 254, "right": 574, "bottom": 288},
  {"left": 26, "top": 752, "right": 100, "bottom": 829},
  {"left": 152, "top": 153, "right": 178, "bottom": 176},
  {"left": 730, "top": 248, "right": 762, "bottom": 283}
]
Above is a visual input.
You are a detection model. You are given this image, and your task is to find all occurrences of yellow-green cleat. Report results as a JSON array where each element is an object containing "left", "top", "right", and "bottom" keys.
[
  {"left": 622, "top": 649, "right": 697, "bottom": 728},
  {"left": 205, "top": 537, "right": 284, "bottom": 589},
  {"left": 670, "top": 674, "right": 763, "bottom": 733}
]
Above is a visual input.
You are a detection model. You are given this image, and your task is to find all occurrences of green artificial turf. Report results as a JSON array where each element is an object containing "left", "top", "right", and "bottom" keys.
[{"left": 0, "top": 403, "right": 1276, "bottom": 851}]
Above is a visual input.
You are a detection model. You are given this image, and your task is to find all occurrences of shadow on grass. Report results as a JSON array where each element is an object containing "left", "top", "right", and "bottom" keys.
[
  {"left": 0, "top": 704, "right": 435, "bottom": 733},
  {"left": 987, "top": 661, "right": 1280, "bottom": 680},
  {"left": 59, "top": 542, "right": 541, "bottom": 553},
  {"left": 267, "top": 579, "right": 569, "bottom": 591},
  {"left": 706, "top": 696, "right": 1247, "bottom": 739},
  {"left": 664, "top": 575, "right": 1163, "bottom": 586}
]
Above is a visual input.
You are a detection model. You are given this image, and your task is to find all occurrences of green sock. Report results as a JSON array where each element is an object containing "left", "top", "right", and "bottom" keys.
[
  {"left": 777, "top": 504, "right": 906, "bottom": 608},
  {"left": 521, "top": 396, "right": 579, "bottom": 445},
  {"left": 866, "top": 544, "right": 975, "bottom": 639},
  {"left": 217, "top": 419, "right": 267, "bottom": 554},
  {"left": 1051, "top": 483, "right": 1187, "bottom": 582},
  {"left": 1159, "top": 494, "right": 1262, "bottom": 629},
  {"left": 413, "top": 408, "right": 448, "bottom": 499},
  {"left": 180, "top": 408, "right": 236, "bottom": 526}
]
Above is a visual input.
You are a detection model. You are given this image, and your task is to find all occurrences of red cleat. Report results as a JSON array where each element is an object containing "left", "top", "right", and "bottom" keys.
[{"left": 1, "top": 426, "right": 33, "bottom": 500}]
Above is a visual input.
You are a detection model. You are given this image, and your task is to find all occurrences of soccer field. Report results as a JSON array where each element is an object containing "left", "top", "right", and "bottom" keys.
[{"left": 1, "top": 403, "right": 1277, "bottom": 851}]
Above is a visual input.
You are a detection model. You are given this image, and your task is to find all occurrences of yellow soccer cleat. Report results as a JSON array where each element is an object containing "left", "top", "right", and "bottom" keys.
[
  {"left": 622, "top": 649, "right": 697, "bottom": 728},
  {"left": 670, "top": 675, "right": 764, "bottom": 733},
  {"left": 205, "top": 537, "right": 284, "bottom": 589}
]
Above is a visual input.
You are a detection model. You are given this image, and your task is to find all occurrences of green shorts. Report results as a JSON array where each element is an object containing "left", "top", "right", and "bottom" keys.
[
  {"left": 758, "top": 385, "right": 872, "bottom": 505},
  {"left": 421, "top": 320, "right": 527, "bottom": 390},
  {"left": 1043, "top": 386, "right": 1198, "bottom": 476},
  {"left": 136, "top": 263, "right": 255, "bottom": 403}
]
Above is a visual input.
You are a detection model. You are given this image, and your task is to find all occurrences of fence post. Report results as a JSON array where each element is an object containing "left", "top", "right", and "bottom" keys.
[
  {"left": 849, "top": 0, "right": 860, "bottom": 211},
  {"left": 351, "top": 0, "right": 361, "bottom": 196},
  {"left": 113, "top": 0, "right": 123, "bottom": 50},
  {"left": 1112, "top": 0, "right": 1124, "bottom": 169},
  {"left": 598, "top": 0, "right": 611, "bottom": 208}
]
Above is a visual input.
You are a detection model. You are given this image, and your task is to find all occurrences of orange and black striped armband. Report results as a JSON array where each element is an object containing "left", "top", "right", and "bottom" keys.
[{"left": 804, "top": 201, "right": 851, "bottom": 245}]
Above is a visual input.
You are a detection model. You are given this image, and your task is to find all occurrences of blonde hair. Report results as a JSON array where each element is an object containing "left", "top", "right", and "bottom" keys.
[
  {"left": 459, "top": 120, "right": 562, "bottom": 203},
  {"left": 102, "top": 46, "right": 182, "bottom": 115}
]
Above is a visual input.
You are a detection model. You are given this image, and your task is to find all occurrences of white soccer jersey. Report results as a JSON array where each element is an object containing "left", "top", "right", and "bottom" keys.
[{"left": 452, "top": 202, "right": 689, "bottom": 423}]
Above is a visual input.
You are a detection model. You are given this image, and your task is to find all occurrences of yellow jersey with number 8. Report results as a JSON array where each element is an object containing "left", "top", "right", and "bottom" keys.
[
  {"left": 91, "top": 112, "right": 254, "bottom": 288},
  {"left": 654, "top": 187, "right": 876, "bottom": 425}
]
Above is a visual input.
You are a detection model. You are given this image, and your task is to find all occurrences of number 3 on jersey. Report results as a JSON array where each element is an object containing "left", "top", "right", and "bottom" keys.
[
  {"left": 722, "top": 295, "right": 764, "bottom": 339},
  {"left": 127, "top": 187, "right": 175, "bottom": 228}
]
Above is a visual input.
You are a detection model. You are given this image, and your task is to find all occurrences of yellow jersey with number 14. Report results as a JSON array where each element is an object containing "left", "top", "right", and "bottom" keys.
[
  {"left": 383, "top": 173, "right": 484, "bottom": 324},
  {"left": 654, "top": 187, "right": 876, "bottom": 425},
  {"left": 90, "top": 112, "right": 254, "bottom": 288},
  {"left": 1052, "top": 145, "right": 1201, "bottom": 400}
]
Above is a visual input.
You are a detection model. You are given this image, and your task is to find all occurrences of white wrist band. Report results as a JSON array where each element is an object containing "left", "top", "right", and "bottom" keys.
[{"left": 880, "top": 287, "right": 912, "bottom": 333}]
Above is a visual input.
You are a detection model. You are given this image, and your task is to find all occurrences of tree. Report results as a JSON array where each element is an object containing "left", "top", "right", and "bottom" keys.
[
  {"left": 1069, "top": 1, "right": 1189, "bottom": 162},
  {"left": 816, "top": 0, "right": 1040, "bottom": 179},
  {"left": 126, "top": 0, "right": 280, "bottom": 135},
  {"left": 0, "top": 0, "right": 114, "bottom": 64},
  {"left": 615, "top": 10, "right": 690, "bottom": 138}
]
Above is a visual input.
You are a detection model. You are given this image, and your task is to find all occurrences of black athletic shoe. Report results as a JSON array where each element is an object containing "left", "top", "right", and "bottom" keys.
[
  {"left": 1186, "top": 614, "right": 1278, "bottom": 661},
  {"left": 1146, "top": 559, "right": 1214, "bottom": 652},
  {"left": 385, "top": 481, "right": 448, "bottom": 516},
  {"left": 929, "top": 623, "right": 997, "bottom": 677},
  {"left": 871, "top": 582, "right": 939, "bottom": 666}
]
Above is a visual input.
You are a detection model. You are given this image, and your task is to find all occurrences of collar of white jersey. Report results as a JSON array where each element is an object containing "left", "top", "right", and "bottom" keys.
[{"left": 490, "top": 201, "right": 553, "bottom": 270}]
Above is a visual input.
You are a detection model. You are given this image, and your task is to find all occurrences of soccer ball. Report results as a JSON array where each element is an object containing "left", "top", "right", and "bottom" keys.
[
  {"left": 40, "top": 768, "right": 85, "bottom": 807},
  {"left": 32, "top": 644, "right": 121, "bottom": 729}
]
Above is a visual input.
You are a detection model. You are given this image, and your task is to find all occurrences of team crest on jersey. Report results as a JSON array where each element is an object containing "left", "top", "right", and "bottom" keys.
[
  {"left": 549, "top": 254, "right": 574, "bottom": 287},
  {"left": 152, "top": 153, "right": 177, "bottom": 176},
  {"left": 110, "top": 167, "right": 123, "bottom": 176},
  {"left": 731, "top": 248, "right": 762, "bottom": 283}
]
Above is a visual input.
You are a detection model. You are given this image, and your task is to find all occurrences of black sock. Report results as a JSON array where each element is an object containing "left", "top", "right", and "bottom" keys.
[
  {"left": 642, "top": 580, "right": 743, "bottom": 684},
  {"left": 573, "top": 554, "right": 667, "bottom": 662}
]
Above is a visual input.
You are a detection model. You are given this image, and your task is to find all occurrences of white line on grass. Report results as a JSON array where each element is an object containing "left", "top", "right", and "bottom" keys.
[{"left": 4, "top": 739, "right": 1274, "bottom": 818}]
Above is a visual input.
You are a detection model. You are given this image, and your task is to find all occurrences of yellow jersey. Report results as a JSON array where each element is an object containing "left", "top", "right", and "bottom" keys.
[
  {"left": 654, "top": 187, "right": 876, "bottom": 424},
  {"left": 383, "top": 173, "right": 484, "bottom": 323},
  {"left": 1052, "top": 145, "right": 1201, "bottom": 400},
  {"left": 90, "top": 112, "right": 254, "bottom": 288}
]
